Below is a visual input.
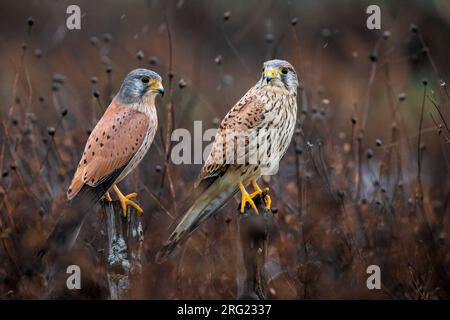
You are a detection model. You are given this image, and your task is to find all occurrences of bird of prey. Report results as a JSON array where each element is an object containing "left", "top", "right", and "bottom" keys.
[
  {"left": 41, "top": 68, "right": 163, "bottom": 257},
  {"left": 156, "top": 59, "right": 298, "bottom": 262}
]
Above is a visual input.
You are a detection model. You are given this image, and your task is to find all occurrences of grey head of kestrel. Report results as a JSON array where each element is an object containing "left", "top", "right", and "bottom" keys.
[
  {"left": 117, "top": 68, "right": 164, "bottom": 104},
  {"left": 258, "top": 59, "right": 299, "bottom": 90}
]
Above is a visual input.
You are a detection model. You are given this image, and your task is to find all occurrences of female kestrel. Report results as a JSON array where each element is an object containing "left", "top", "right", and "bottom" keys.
[
  {"left": 157, "top": 59, "right": 298, "bottom": 262},
  {"left": 41, "top": 68, "right": 163, "bottom": 257}
]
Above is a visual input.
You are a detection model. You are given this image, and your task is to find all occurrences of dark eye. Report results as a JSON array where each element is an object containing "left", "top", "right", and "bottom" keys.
[
  {"left": 281, "top": 67, "right": 289, "bottom": 75},
  {"left": 141, "top": 76, "right": 150, "bottom": 84}
]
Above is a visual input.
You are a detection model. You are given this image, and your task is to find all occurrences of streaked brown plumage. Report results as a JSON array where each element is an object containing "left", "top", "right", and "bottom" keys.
[{"left": 157, "top": 59, "right": 299, "bottom": 262}]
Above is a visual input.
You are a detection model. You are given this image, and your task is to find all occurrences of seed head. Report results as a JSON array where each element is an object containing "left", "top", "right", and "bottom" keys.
[
  {"left": 136, "top": 50, "right": 144, "bottom": 60},
  {"left": 375, "top": 139, "right": 382, "bottom": 147},
  {"left": 149, "top": 56, "right": 158, "bottom": 65},
  {"left": 27, "top": 17, "right": 35, "bottom": 27},
  {"left": 214, "top": 55, "right": 222, "bottom": 65},
  {"left": 410, "top": 24, "right": 419, "bottom": 34},
  {"left": 178, "top": 79, "right": 187, "bottom": 89},
  {"left": 369, "top": 52, "right": 378, "bottom": 62},
  {"left": 47, "top": 127, "right": 56, "bottom": 137}
]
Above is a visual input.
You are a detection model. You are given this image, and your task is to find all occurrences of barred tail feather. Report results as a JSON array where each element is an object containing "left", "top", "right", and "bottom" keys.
[
  {"left": 35, "top": 165, "right": 127, "bottom": 263},
  {"left": 35, "top": 185, "right": 104, "bottom": 263},
  {"left": 156, "top": 173, "right": 238, "bottom": 263}
]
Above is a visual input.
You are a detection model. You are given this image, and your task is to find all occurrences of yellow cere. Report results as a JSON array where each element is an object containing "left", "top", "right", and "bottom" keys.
[
  {"left": 151, "top": 80, "right": 163, "bottom": 90},
  {"left": 264, "top": 68, "right": 277, "bottom": 78}
]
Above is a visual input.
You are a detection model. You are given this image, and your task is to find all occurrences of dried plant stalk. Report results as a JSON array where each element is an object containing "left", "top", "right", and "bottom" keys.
[
  {"left": 103, "top": 201, "right": 144, "bottom": 299},
  {"left": 236, "top": 194, "right": 271, "bottom": 300}
]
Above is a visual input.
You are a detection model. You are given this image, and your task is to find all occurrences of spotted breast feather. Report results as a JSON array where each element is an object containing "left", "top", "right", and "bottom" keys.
[{"left": 67, "top": 100, "right": 150, "bottom": 200}]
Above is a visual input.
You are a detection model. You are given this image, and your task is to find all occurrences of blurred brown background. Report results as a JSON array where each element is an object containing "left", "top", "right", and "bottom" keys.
[{"left": 0, "top": 0, "right": 449, "bottom": 299}]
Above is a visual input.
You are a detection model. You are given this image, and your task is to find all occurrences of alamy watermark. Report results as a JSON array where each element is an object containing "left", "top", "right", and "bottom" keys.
[
  {"left": 366, "top": 265, "right": 381, "bottom": 290},
  {"left": 66, "top": 264, "right": 81, "bottom": 290},
  {"left": 170, "top": 121, "right": 284, "bottom": 175},
  {"left": 366, "top": 5, "right": 381, "bottom": 30},
  {"left": 66, "top": 5, "right": 81, "bottom": 30}
]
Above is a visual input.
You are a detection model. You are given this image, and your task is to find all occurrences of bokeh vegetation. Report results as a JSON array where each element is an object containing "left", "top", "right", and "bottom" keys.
[{"left": 0, "top": 0, "right": 449, "bottom": 299}]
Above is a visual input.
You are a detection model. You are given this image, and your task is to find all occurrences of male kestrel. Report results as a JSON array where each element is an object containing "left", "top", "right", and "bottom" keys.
[
  {"left": 41, "top": 68, "right": 163, "bottom": 256},
  {"left": 156, "top": 59, "right": 298, "bottom": 261},
  {"left": 67, "top": 68, "right": 163, "bottom": 215}
]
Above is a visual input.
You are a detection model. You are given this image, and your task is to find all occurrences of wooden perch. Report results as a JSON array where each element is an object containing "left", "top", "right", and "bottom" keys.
[
  {"left": 102, "top": 200, "right": 144, "bottom": 299},
  {"left": 236, "top": 192, "right": 271, "bottom": 300}
]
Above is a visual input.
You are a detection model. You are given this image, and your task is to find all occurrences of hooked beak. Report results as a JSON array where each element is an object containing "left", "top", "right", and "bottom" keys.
[
  {"left": 153, "top": 81, "right": 165, "bottom": 96},
  {"left": 264, "top": 67, "right": 279, "bottom": 83}
]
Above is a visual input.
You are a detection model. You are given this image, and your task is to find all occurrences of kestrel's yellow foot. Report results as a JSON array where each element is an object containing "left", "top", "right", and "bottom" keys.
[
  {"left": 112, "top": 184, "right": 143, "bottom": 217},
  {"left": 103, "top": 191, "right": 112, "bottom": 202},
  {"left": 250, "top": 179, "right": 271, "bottom": 210},
  {"left": 250, "top": 179, "right": 268, "bottom": 197},
  {"left": 239, "top": 182, "right": 259, "bottom": 214},
  {"left": 264, "top": 194, "right": 272, "bottom": 210}
]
